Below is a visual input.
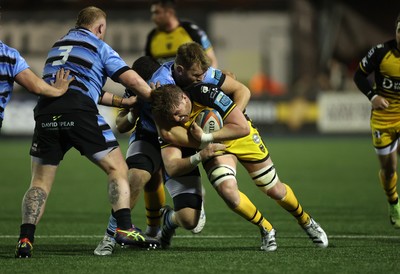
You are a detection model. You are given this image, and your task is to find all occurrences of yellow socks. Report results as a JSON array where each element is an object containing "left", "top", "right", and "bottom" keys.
[
  {"left": 276, "top": 183, "right": 310, "bottom": 227},
  {"left": 379, "top": 170, "right": 399, "bottom": 204},
  {"left": 233, "top": 191, "right": 273, "bottom": 231},
  {"left": 144, "top": 183, "right": 166, "bottom": 227}
]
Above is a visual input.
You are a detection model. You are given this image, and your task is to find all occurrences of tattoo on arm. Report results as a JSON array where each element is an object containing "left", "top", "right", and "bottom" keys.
[
  {"left": 108, "top": 180, "right": 119, "bottom": 205},
  {"left": 22, "top": 186, "right": 47, "bottom": 224}
]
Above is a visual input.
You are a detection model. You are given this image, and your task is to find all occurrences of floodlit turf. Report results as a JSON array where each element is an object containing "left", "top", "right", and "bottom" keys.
[{"left": 1, "top": 136, "right": 399, "bottom": 273}]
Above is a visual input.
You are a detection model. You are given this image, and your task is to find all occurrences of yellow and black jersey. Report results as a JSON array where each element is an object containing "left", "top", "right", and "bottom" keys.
[
  {"left": 357, "top": 39, "right": 400, "bottom": 121},
  {"left": 183, "top": 83, "right": 236, "bottom": 128},
  {"left": 145, "top": 20, "right": 213, "bottom": 64},
  {"left": 158, "top": 82, "right": 269, "bottom": 163}
]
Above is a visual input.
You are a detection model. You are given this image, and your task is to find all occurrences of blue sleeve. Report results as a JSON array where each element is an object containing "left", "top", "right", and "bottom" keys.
[{"left": 203, "top": 67, "right": 226, "bottom": 87}]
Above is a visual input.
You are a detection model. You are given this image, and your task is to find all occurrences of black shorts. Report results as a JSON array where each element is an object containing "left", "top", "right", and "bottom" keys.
[
  {"left": 30, "top": 112, "right": 118, "bottom": 164},
  {"left": 126, "top": 128, "right": 161, "bottom": 174}
]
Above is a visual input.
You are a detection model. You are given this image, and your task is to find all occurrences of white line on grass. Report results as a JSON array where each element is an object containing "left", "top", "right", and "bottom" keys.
[{"left": 1, "top": 234, "right": 400, "bottom": 239}]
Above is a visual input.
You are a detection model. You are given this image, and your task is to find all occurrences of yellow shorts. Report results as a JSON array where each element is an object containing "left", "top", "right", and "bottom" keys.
[
  {"left": 370, "top": 112, "right": 400, "bottom": 154},
  {"left": 223, "top": 120, "right": 269, "bottom": 162}
]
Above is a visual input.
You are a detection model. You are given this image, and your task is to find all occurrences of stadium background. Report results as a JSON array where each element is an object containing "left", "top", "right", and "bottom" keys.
[
  {"left": 0, "top": 0, "right": 398, "bottom": 136},
  {"left": 2, "top": 2, "right": 400, "bottom": 271}
]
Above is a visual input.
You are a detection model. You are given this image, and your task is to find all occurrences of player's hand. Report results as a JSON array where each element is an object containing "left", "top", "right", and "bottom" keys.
[
  {"left": 190, "top": 122, "right": 204, "bottom": 141},
  {"left": 52, "top": 68, "right": 74, "bottom": 95},
  {"left": 124, "top": 95, "right": 138, "bottom": 107},
  {"left": 199, "top": 143, "right": 226, "bottom": 160},
  {"left": 371, "top": 95, "right": 389, "bottom": 110},
  {"left": 149, "top": 81, "right": 161, "bottom": 89}
]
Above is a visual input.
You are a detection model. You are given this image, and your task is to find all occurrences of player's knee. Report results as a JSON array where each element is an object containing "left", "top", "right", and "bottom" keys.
[
  {"left": 250, "top": 164, "right": 279, "bottom": 192},
  {"left": 215, "top": 180, "right": 241, "bottom": 208},
  {"left": 266, "top": 181, "right": 286, "bottom": 199},
  {"left": 175, "top": 208, "right": 199, "bottom": 230},
  {"left": 129, "top": 168, "right": 151, "bottom": 187},
  {"left": 179, "top": 217, "right": 198, "bottom": 230}
]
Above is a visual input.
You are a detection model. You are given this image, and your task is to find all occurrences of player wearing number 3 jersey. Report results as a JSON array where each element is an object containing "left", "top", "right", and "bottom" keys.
[{"left": 15, "top": 6, "right": 158, "bottom": 258}]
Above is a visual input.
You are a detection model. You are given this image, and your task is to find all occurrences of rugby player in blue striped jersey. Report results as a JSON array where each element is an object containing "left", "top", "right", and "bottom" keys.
[
  {"left": 15, "top": 6, "right": 158, "bottom": 258},
  {"left": 0, "top": 42, "right": 72, "bottom": 130}
]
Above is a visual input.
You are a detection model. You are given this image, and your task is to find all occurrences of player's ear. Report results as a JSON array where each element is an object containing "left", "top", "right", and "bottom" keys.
[
  {"left": 182, "top": 93, "right": 189, "bottom": 102},
  {"left": 175, "top": 65, "right": 184, "bottom": 75},
  {"left": 98, "top": 23, "right": 105, "bottom": 37}
]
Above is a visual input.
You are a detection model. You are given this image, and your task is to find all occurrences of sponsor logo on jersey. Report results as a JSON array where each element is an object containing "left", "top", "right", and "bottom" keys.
[
  {"left": 252, "top": 134, "right": 261, "bottom": 144},
  {"left": 382, "top": 78, "right": 400, "bottom": 91},
  {"left": 215, "top": 93, "right": 232, "bottom": 107},
  {"left": 211, "top": 70, "right": 222, "bottom": 81},
  {"left": 41, "top": 120, "right": 75, "bottom": 128}
]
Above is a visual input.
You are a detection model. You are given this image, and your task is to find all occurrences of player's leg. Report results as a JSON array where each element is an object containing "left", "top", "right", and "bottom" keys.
[
  {"left": 204, "top": 154, "right": 277, "bottom": 251},
  {"left": 375, "top": 142, "right": 400, "bottom": 228},
  {"left": 93, "top": 166, "right": 152, "bottom": 256},
  {"left": 78, "top": 113, "right": 158, "bottom": 249},
  {"left": 16, "top": 159, "right": 58, "bottom": 258},
  {"left": 143, "top": 168, "right": 165, "bottom": 237},
  {"left": 94, "top": 146, "right": 158, "bottom": 248},
  {"left": 227, "top": 122, "right": 327, "bottom": 248},
  {"left": 161, "top": 175, "right": 202, "bottom": 248},
  {"left": 242, "top": 157, "right": 328, "bottom": 248},
  {"left": 94, "top": 138, "right": 163, "bottom": 255},
  {"left": 371, "top": 125, "right": 400, "bottom": 228},
  {"left": 127, "top": 137, "right": 164, "bottom": 235},
  {"left": 190, "top": 184, "right": 206, "bottom": 234},
  {"left": 16, "top": 114, "right": 63, "bottom": 258}
]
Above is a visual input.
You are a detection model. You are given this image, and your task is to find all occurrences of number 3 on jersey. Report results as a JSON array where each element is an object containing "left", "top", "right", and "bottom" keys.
[{"left": 52, "top": 46, "right": 73, "bottom": 66}]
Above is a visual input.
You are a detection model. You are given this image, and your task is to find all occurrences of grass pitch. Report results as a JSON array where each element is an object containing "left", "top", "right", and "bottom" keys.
[{"left": 1, "top": 136, "right": 399, "bottom": 273}]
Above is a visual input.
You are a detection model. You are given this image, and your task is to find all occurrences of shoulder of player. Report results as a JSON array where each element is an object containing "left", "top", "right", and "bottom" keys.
[
  {"left": 179, "top": 20, "right": 197, "bottom": 27},
  {"left": 146, "top": 28, "right": 158, "bottom": 39},
  {"left": 0, "top": 42, "right": 20, "bottom": 58},
  {"left": 371, "top": 39, "right": 396, "bottom": 53},
  {"left": 186, "top": 83, "right": 222, "bottom": 100},
  {"left": 179, "top": 20, "right": 204, "bottom": 32},
  {"left": 364, "top": 39, "right": 396, "bottom": 64},
  {"left": 150, "top": 63, "right": 175, "bottom": 83}
]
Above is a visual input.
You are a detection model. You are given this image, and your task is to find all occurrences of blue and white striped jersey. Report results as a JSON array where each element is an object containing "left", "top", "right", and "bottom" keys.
[
  {"left": 36, "top": 27, "right": 130, "bottom": 116},
  {"left": 0, "top": 41, "right": 30, "bottom": 120}
]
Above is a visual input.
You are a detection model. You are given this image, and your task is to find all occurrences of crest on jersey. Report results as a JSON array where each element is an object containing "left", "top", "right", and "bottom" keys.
[{"left": 201, "top": 86, "right": 209, "bottom": 93}]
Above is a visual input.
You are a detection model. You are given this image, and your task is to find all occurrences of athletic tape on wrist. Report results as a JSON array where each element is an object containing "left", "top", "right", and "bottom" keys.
[{"left": 189, "top": 152, "right": 202, "bottom": 166}]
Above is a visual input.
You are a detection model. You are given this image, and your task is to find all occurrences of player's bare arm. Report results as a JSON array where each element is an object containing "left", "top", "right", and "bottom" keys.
[
  {"left": 220, "top": 75, "right": 251, "bottom": 112},
  {"left": 190, "top": 106, "right": 249, "bottom": 143},
  {"left": 162, "top": 143, "right": 226, "bottom": 177},
  {"left": 15, "top": 68, "right": 74, "bottom": 97},
  {"left": 119, "top": 69, "right": 153, "bottom": 102},
  {"left": 98, "top": 91, "right": 137, "bottom": 108}
]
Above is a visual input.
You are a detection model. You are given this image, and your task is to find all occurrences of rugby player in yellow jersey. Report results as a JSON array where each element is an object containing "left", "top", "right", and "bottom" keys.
[
  {"left": 353, "top": 13, "right": 400, "bottom": 228},
  {"left": 151, "top": 83, "right": 329, "bottom": 250},
  {"left": 144, "top": 0, "right": 218, "bottom": 235},
  {"left": 145, "top": 0, "right": 218, "bottom": 67}
]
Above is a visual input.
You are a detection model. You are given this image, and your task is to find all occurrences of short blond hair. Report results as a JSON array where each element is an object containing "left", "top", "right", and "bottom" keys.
[
  {"left": 175, "top": 42, "right": 211, "bottom": 71},
  {"left": 75, "top": 6, "right": 106, "bottom": 28}
]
